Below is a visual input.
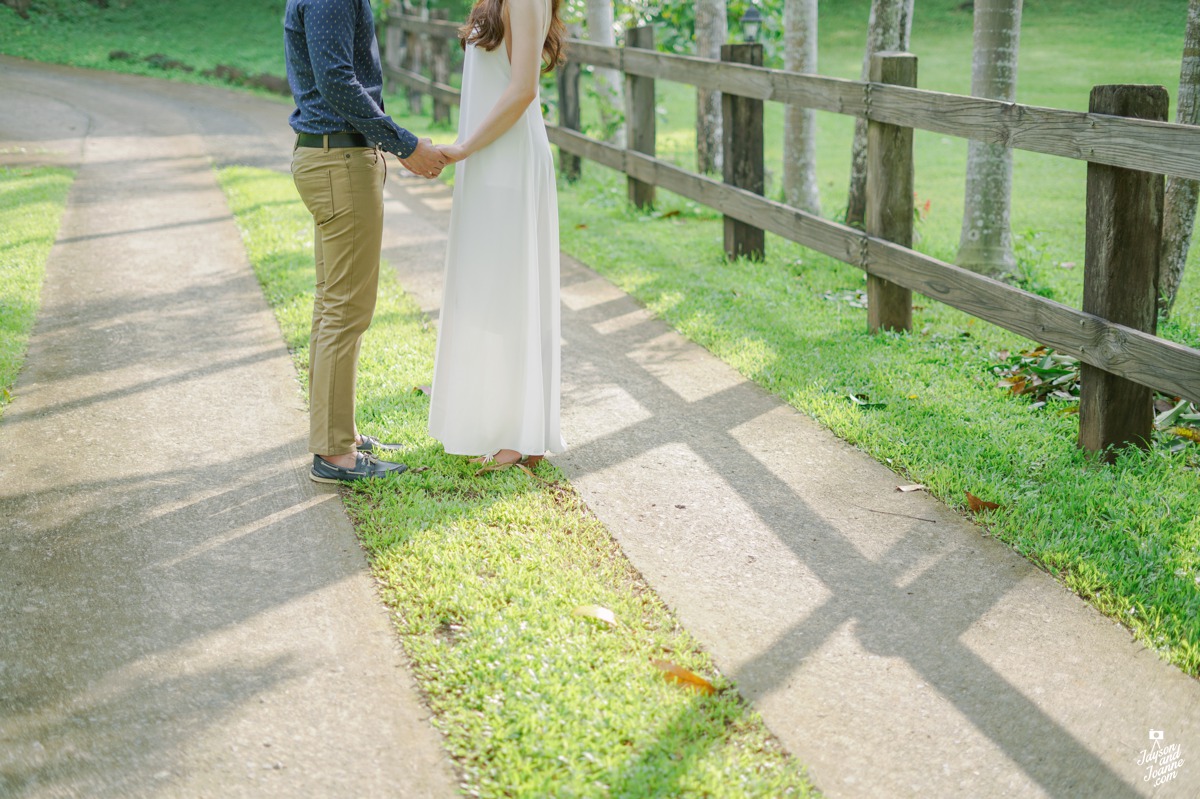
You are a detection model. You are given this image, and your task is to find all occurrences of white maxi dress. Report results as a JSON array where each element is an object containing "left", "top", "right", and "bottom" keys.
[{"left": 427, "top": 37, "right": 566, "bottom": 457}]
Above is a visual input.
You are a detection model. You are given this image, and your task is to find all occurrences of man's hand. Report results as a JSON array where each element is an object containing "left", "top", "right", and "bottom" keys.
[{"left": 399, "top": 138, "right": 446, "bottom": 179}]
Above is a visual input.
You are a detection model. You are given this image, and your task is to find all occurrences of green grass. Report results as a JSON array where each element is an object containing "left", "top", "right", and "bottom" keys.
[
  {"left": 217, "top": 165, "right": 817, "bottom": 798},
  {"left": 0, "top": 0, "right": 287, "bottom": 82},
  {"left": 0, "top": 165, "right": 73, "bottom": 421}
]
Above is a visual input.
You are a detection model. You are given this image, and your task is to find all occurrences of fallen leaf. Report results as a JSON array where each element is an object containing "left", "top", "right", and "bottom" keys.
[
  {"left": 1155, "top": 399, "right": 1189, "bottom": 428},
  {"left": 896, "top": 484, "right": 926, "bottom": 492},
  {"left": 659, "top": 209, "right": 681, "bottom": 218},
  {"left": 1154, "top": 398, "right": 1178, "bottom": 414},
  {"left": 573, "top": 605, "right": 617, "bottom": 628},
  {"left": 965, "top": 490, "right": 1001, "bottom": 513},
  {"left": 847, "top": 392, "right": 887, "bottom": 409},
  {"left": 651, "top": 659, "right": 715, "bottom": 694},
  {"left": 409, "top": 465, "right": 431, "bottom": 473},
  {"left": 575, "top": 223, "right": 588, "bottom": 229},
  {"left": 1171, "top": 426, "right": 1200, "bottom": 443}
]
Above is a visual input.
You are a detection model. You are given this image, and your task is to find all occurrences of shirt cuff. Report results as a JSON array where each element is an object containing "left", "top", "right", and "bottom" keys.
[{"left": 389, "top": 129, "right": 418, "bottom": 159}]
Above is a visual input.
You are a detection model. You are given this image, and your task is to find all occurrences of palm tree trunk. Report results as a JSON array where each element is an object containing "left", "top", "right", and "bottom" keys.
[
  {"left": 845, "top": 0, "right": 912, "bottom": 229},
  {"left": 1160, "top": 0, "right": 1200, "bottom": 317},
  {"left": 695, "top": 0, "right": 727, "bottom": 174},
  {"left": 783, "top": 0, "right": 821, "bottom": 214},
  {"left": 586, "top": 0, "right": 625, "bottom": 146},
  {"left": 956, "top": 0, "right": 1023, "bottom": 277}
]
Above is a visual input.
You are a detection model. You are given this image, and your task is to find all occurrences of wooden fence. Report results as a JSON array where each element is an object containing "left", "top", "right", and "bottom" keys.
[{"left": 382, "top": 12, "right": 1200, "bottom": 461}]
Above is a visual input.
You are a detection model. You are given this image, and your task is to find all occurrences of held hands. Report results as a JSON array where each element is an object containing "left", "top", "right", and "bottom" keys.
[
  {"left": 396, "top": 138, "right": 468, "bottom": 179},
  {"left": 435, "top": 142, "right": 467, "bottom": 164},
  {"left": 398, "top": 138, "right": 446, "bottom": 179}
]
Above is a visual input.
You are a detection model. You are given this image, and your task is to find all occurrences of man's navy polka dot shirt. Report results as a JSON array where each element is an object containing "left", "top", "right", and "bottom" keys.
[{"left": 284, "top": 0, "right": 418, "bottom": 158}]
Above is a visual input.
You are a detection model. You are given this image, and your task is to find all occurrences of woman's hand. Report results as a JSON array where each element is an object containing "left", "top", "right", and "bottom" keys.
[{"left": 436, "top": 143, "right": 468, "bottom": 163}]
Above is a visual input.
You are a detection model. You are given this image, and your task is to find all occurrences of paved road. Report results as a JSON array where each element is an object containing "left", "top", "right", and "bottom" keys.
[
  {"left": 2, "top": 57, "right": 1199, "bottom": 798},
  {"left": 0, "top": 58, "right": 457, "bottom": 798}
]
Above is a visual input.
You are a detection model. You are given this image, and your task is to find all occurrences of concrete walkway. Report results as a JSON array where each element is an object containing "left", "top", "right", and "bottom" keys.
[
  {"left": 3, "top": 58, "right": 1199, "bottom": 798},
  {"left": 0, "top": 59, "right": 457, "bottom": 798}
]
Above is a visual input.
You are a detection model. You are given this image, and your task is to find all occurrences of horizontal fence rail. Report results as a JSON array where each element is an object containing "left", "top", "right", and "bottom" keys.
[
  {"left": 567, "top": 40, "right": 1200, "bottom": 181},
  {"left": 383, "top": 14, "right": 1200, "bottom": 443},
  {"left": 390, "top": 16, "right": 460, "bottom": 37},
  {"left": 544, "top": 127, "right": 1200, "bottom": 404}
]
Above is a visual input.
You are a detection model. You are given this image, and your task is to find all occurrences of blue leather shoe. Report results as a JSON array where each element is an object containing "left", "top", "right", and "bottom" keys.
[
  {"left": 310, "top": 453, "right": 408, "bottom": 483},
  {"left": 356, "top": 434, "right": 404, "bottom": 454}
]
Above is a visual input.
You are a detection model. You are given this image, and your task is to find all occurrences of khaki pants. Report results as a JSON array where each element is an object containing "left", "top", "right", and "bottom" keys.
[{"left": 291, "top": 143, "right": 386, "bottom": 456}]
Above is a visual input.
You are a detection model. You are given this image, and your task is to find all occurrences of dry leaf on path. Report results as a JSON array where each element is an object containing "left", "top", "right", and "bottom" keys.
[
  {"left": 651, "top": 658, "right": 716, "bottom": 694},
  {"left": 896, "top": 484, "right": 926, "bottom": 492}
]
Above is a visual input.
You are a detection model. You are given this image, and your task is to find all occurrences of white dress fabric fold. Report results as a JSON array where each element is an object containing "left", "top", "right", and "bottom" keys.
[{"left": 428, "top": 40, "right": 566, "bottom": 457}]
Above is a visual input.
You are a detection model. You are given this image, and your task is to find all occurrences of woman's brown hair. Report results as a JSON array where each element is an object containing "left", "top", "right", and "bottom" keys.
[{"left": 460, "top": 0, "right": 566, "bottom": 74}]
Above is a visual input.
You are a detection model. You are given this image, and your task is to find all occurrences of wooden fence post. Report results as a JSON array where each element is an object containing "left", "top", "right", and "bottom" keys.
[
  {"left": 1078, "top": 84, "right": 1168, "bottom": 461},
  {"left": 721, "top": 42, "right": 765, "bottom": 261},
  {"left": 430, "top": 8, "right": 451, "bottom": 125},
  {"left": 557, "top": 56, "right": 582, "bottom": 182},
  {"left": 866, "top": 51, "right": 916, "bottom": 333},
  {"left": 625, "top": 25, "right": 656, "bottom": 210}
]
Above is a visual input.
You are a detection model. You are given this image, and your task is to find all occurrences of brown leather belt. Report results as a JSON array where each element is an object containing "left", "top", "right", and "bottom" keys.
[{"left": 295, "top": 132, "right": 370, "bottom": 148}]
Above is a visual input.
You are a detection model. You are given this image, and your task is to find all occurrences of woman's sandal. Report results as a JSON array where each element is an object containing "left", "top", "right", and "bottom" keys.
[{"left": 470, "top": 450, "right": 545, "bottom": 476}]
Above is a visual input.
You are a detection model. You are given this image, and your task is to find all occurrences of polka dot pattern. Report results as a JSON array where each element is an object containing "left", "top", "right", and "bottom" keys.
[{"left": 284, "top": 0, "right": 418, "bottom": 158}]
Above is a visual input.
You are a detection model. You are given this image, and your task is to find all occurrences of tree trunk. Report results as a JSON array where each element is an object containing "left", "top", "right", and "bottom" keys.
[
  {"left": 3, "top": 0, "right": 32, "bottom": 18},
  {"left": 695, "top": 0, "right": 727, "bottom": 174},
  {"left": 783, "top": 0, "right": 821, "bottom": 214},
  {"left": 1160, "top": 0, "right": 1200, "bottom": 318},
  {"left": 845, "top": 0, "right": 912, "bottom": 229},
  {"left": 956, "top": 0, "right": 1023, "bottom": 277},
  {"left": 586, "top": 0, "right": 625, "bottom": 146}
]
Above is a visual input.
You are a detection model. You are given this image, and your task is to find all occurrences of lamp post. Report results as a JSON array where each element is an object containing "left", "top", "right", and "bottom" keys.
[{"left": 740, "top": 5, "right": 763, "bottom": 43}]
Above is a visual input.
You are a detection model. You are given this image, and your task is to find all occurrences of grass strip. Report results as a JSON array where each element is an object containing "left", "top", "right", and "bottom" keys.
[
  {"left": 0, "top": 165, "right": 73, "bottom": 421},
  {"left": 217, "top": 165, "right": 818, "bottom": 799}
]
